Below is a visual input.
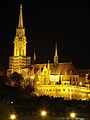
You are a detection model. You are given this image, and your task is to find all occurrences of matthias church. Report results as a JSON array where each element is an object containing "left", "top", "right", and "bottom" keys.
[{"left": 7, "top": 5, "right": 90, "bottom": 100}]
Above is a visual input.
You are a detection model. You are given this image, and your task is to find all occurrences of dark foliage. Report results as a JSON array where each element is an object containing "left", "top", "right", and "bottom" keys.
[{"left": 10, "top": 72, "right": 23, "bottom": 87}]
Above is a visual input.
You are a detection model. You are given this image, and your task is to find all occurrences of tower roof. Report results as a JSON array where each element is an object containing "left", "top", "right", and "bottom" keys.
[{"left": 18, "top": 4, "right": 23, "bottom": 28}]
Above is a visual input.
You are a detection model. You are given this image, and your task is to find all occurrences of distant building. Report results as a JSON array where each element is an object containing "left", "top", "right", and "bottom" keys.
[{"left": 7, "top": 4, "right": 90, "bottom": 100}]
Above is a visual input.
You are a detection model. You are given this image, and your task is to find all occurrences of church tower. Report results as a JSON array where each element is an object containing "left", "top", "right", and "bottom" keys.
[
  {"left": 8, "top": 5, "right": 31, "bottom": 75},
  {"left": 54, "top": 42, "right": 58, "bottom": 65},
  {"left": 14, "top": 4, "right": 26, "bottom": 57}
]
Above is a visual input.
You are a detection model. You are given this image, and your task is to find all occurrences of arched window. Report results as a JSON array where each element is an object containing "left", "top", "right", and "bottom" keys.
[{"left": 73, "top": 77, "right": 75, "bottom": 82}]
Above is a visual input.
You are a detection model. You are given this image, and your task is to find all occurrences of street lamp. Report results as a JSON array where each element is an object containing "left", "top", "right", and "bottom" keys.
[
  {"left": 10, "top": 114, "right": 16, "bottom": 120},
  {"left": 70, "top": 112, "right": 76, "bottom": 119},
  {"left": 41, "top": 110, "right": 47, "bottom": 119}
]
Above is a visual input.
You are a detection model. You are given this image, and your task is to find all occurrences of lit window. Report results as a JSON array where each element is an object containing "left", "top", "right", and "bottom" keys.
[{"left": 79, "top": 82, "right": 82, "bottom": 86}]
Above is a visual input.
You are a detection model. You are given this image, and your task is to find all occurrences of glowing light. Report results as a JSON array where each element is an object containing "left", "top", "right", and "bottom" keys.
[
  {"left": 80, "top": 82, "right": 82, "bottom": 86},
  {"left": 41, "top": 110, "right": 47, "bottom": 117},
  {"left": 11, "top": 101, "right": 13, "bottom": 104},
  {"left": 70, "top": 112, "right": 76, "bottom": 118},
  {"left": 10, "top": 114, "right": 16, "bottom": 119}
]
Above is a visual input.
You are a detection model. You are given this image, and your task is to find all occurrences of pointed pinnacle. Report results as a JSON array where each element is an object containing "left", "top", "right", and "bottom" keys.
[
  {"left": 18, "top": 4, "right": 23, "bottom": 28},
  {"left": 55, "top": 42, "right": 58, "bottom": 57},
  {"left": 34, "top": 48, "right": 36, "bottom": 60}
]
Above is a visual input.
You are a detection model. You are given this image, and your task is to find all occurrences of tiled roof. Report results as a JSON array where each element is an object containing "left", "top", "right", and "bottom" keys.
[{"left": 31, "top": 62, "right": 78, "bottom": 75}]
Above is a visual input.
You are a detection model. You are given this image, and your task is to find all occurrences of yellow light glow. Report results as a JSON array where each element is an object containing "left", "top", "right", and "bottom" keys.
[
  {"left": 10, "top": 114, "right": 16, "bottom": 120},
  {"left": 80, "top": 82, "right": 82, "bottom": 86},
  {"left": 70, "top": 112, "right": 76, "bottom": 118},
  {"left": 41, "top": 110, "right": 47, "bottom": 117}
]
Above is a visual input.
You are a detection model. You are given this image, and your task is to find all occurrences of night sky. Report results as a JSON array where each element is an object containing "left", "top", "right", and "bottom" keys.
[{"left": 0, "top": 0, "right": 90, "bottom": 70}]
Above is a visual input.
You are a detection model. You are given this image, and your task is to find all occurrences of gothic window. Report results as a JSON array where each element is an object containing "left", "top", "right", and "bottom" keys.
[
  {"left": 19, "top": 48, "right": 21, "bottom": 56},
  {"left": 63, "top": 89, "right": 65, "bottom": 91},
  {"left": 44, "top": 71, "right": 46, "bottom": 74},
  {"left": 68, "top": 89, "right": 70, "bottom": 91},
  {"left": 73, "top": 77, "right": 75, "bottom": 82}
]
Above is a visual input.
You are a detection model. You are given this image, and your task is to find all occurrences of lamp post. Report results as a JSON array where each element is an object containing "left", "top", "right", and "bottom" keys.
[
  {"left": 41, "top": 110, "right": 47, "bottom": 120},
  {"left": 70, "top": 112, "right": 76, "bottom": 120}
]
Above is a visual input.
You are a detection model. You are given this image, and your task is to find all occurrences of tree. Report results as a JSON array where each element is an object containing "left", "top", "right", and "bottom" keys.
[
  {"left": 25, "top": 83, "right": 35, "bottom": 96},
  {"left": 10, "top": 72, "right": 23, "bottom": 87}
]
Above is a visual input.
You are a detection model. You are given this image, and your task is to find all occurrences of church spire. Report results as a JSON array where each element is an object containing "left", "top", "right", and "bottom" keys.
[
  {"left": 34, "top": 48, "right": 36, "bottom": 60},
  {"left": 18, "top": 4, "right": 23, "bottom": 28},
  {"left": 48, "top": 60, "right": 50, "bottom": 70},
  {"left": 32, "top": 48, "right": 36, "bottom": 64},
  {"left": 54, "top": 42, "right": 58, "bottom": 65},
  {"left": 55, "top": 42, "right": 58, "bottom": 57}
]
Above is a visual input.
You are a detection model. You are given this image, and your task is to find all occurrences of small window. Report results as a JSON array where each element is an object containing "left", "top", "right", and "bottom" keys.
[
  {"left": 63, "top": 89, "right": 65, "bottom": 91},
  {"left": 73, "top": 77, "right": 75, "bottom": 82},
  {"left": 76, "top": 77, "right": 77, "bottom": 81}
]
